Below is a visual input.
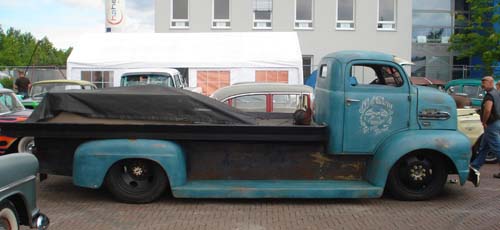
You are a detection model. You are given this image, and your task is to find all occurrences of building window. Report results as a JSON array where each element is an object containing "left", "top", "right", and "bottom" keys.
[
  {"left": 295, "top": 0, "right": 313, "bottom": 29},
  {"left": 81, "top": 71, "right": 113, "bottom": 88},
  {"left": 336, "top": 0, "right": 355, "bottom": 30},
  {"left": 302, "top": 55, "right": 313, "bottom": 83},
  {"left": 196, "top": 71, "right": 230, "bottom": 95},
  {"left": 412, "top": 12, "right": 452, "bottom": 44},
  {"left": 213, "top": 0, "right": 230, "bottom": 29},
  {"left": 171, "top": 0, "right": 189, "bottom": 29},
  {"left": 377, "top": 0, "right": 396, "bottom": 30},
  {"left": 253, "top": 0, "right": 272, "bottom": 29}
]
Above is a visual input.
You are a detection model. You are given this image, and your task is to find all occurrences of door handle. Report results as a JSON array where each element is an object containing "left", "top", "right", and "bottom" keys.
[{"left": 346, "top": 98, "right": 360, "bottom": 103}]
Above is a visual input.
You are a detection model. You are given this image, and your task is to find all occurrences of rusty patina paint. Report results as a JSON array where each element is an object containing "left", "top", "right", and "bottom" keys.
[
  {"left": 311, "top": 152, "right": 333, "bottom": 167},
  {"left": 183, "top": 141, "right": 369, "bottom": 181}
]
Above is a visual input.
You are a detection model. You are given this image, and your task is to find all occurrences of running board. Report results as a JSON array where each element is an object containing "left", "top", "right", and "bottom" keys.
[{"left": 172, "top": 180, "right": 383, "bottom": 198}]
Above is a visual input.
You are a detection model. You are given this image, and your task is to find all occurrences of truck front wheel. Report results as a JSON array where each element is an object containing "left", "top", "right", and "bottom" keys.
[
  {"left": 387, "top": 153, "right": 447, "bottom": 201},
  {"left": 105, "top": 159, "right": 168, "bottom": 204}
]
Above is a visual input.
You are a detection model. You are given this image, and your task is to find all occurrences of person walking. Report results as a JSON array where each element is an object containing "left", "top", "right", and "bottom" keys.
[
  {"left": 469, "top": 76, "right": 500, "bottom": 186},
  {"left": 14, "top": 70, "right": 31, "bottom": 98}
]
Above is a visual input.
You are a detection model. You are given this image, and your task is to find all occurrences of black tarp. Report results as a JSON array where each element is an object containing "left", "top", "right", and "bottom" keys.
[{"left": 27, "top": 85, "right": 256, "bottom": 125}]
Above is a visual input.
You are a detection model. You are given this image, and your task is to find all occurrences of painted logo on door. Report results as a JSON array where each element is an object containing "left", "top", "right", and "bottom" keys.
[{"left": 359, "top": 96, "right": 394, "bottom": 135}]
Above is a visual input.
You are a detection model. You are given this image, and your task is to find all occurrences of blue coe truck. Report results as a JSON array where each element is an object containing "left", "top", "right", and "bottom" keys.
[{"left": 0, "top": 51, "right": 472, "bottom": 203}]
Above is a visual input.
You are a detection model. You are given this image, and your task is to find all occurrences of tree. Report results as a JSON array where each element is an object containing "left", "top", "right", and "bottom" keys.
[
  {"left": 449, "top": 0, "right": 500, "bottom": 75},
  {"left": 0, "top": 26, "right": 72, "bottom": 69}
]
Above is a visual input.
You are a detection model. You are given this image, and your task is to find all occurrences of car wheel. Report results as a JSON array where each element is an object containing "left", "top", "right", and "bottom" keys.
[
  {"left": 387, "top": 153, "right": 447, "bottom": 201},
  {"left": 17, "top": 137, "right": 35, "bottom": 154},
  {"left": 0, "top": 201, "right": 19, "bottom": 230},
  {"left": 105, "top": 159, "right": 168, "bottom": 204},
  {"left": 471, "top": 135, "right": 498, "bottom": 163}
]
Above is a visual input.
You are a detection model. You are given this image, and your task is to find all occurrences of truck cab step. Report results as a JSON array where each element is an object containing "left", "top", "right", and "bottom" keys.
[{"left": 172, "top": 180, "right": 383, "bottom": 199}]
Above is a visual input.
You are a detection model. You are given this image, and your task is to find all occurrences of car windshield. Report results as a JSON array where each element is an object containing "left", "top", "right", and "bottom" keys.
[
  {"left": 122, "top": 74, "right": 174, "bottom": 87},
  {"left": 31, "top": 83, "right": 83, "bottom": 98},
  {"left": 0, "top": 92, "right": 25, "bottom": 113}
]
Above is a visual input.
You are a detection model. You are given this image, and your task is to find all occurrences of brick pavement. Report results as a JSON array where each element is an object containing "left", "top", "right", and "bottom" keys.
[{"left": 28, "top": 164, "right": 500, "bottom": 230}]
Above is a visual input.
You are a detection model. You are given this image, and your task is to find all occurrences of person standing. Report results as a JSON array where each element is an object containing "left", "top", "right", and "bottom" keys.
[
  {"left": 14, "top": 70, "right": 31, "bottom": 98},
  {"left": 469, "top": 76, "right": 500, "bottom": 186}
]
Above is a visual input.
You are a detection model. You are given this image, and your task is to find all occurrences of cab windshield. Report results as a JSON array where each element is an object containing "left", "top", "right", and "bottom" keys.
[
  {"left": 0, "top": 92, "right": 25, "bottom": 113},
  {"left": 121, "top": 74, "right": 174, "bottom": 87},
  {"left": 31, "top": 83, "right": 84, "bottom": 98}
]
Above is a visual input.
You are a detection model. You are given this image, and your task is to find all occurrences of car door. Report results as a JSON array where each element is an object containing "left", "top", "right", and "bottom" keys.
[{"left": 342, "top": 61, "right": 411, "bottom": 153}]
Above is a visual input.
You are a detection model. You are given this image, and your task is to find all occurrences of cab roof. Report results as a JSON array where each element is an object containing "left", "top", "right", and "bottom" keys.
[
  {"left": 323, "top": 50, "right": 396, "bottom": 64},
  {"left": 32, "top": 80, "right": 96, "bottom": 86}
]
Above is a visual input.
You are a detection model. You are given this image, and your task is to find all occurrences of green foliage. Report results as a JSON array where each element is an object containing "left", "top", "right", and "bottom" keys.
[
  {"left": 0, "top": 78, "right": 14, "bottom": 89},
  {"left": 0, "top": 26, "right": 72, "bottom": 70},
  {"left": 449, "top": 0, "right": 500, "bottom": 75}
]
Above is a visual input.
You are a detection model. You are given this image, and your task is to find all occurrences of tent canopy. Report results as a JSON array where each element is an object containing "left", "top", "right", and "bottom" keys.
[{"left": 67, "top": 32, "right": 303, "bottom": 69}]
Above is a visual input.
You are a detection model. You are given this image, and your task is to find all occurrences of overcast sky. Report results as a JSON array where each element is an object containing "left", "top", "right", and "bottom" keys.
[{"left": 0, "top": 0, "right": 154, "bottom": 49}]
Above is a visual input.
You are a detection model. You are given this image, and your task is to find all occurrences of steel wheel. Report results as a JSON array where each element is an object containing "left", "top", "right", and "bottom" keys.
[
  {"left": 105, "top": 159, "right": 168, "bottom": 203},
  {"left": 387, "top": 153, "right": 447, "bottom": 201}
]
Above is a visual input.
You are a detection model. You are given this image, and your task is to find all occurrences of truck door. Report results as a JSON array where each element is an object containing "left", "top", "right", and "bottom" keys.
[{"left": 343, "top": 62, "right": 410, "bottom": 153}]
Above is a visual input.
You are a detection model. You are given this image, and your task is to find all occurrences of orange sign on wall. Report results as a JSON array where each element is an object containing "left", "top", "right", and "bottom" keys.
[
  {"left": 256, "top": 71, "right": 288, "bottom": 83},
  {"left": 197, "top": 71, "right": 230, "bottom": 95}
]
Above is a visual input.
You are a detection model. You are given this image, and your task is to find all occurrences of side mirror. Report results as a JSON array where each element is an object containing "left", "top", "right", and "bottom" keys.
[{"left": 448, "top": 86, "right": 455, "bottom": 93}]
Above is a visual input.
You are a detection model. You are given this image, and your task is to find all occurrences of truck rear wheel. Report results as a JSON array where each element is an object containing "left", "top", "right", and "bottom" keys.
[
  {"left": 105, "top": 159, "right": 168, "bottom": 204},
  {"left": 387, "top": 153, "right": 447, "bottom": 201}
]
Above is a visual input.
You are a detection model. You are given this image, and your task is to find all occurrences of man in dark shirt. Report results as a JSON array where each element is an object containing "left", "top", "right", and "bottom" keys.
[
  {"left": 14, "top": 71, "right": 31, "bottom": 98},
  {"left": 469, "top": 76, "right": 500, "bottom": 186}
]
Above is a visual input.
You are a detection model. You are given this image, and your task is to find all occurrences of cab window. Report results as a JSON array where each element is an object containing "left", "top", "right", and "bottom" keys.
[
  {"left": 350, "top": 64, "right": 404, "bottom": 87},
  {"left": 231, "top": 95, "right": 266, "bottom": 112}
]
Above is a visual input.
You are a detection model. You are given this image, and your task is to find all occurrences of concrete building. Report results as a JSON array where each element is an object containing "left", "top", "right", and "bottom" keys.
[{"left": 155, "top": 0, "right": 412, "bottom": 83}]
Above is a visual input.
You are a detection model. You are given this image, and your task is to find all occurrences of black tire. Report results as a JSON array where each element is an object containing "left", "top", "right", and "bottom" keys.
[
  {"left": 471, "top": 134, "right": 498, "bottom": 163},
  {"left": 105, "top": 159, "right": 168, "bottom": 204},
  {"left": 0, "top": 201, "right": 19, "bottom": 230},
  {"left": 387, "top": 153, "right": 447, "bottom": 201}
]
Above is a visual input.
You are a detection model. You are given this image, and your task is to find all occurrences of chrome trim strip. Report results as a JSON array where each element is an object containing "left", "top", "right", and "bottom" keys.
[{"left": 0, "top": 175, "right": 36, "bottom": 193}]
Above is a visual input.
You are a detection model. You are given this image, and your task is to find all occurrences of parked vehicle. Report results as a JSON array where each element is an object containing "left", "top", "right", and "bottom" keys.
[
  {"left": 1, "top": 51, "right": 472, "bottom": 203},
  {"left": 211, "top": 83, "right": 313, "bottom": 113},
  {"left": 0, "top": 153, "right": 49, "bottom": 229},
  {"left": 410, "top": 77, "right": 445, "bottom": 91},
  {"left": 22, "top": 80, "right": 97, "bottom": 109},
  {"left": 0, "top": 89, "right": 33, "bottom": 154},
  {"left": 120, "top": 69, "right": 202, "bottom": 93},
  {"left": 445, "top": 79, "right": 485, "bottom": 107}
]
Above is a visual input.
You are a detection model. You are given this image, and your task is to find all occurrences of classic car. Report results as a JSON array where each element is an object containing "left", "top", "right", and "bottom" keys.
[
  {"left": 445, "top": 79, "right": 485, "bottom": 107},
  {"left": 210, "top": 83, "right": 313, "bottom": 114},
  {"left": 22, "top": 80, "right": 97, "bottom": 109},
  {"left": 410, "top": 77, "right": 445, "bottom": 91},
  {"left": 0, "top": 153, "right": 49, "bottom": 229},
  {"left": 0, "top": 89, "right": 33, "bottom": 154}
]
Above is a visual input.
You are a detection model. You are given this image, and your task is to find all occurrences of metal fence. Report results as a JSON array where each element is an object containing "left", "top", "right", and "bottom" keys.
[{"left": 0, "top": 66, "right": 66, "bottom": 83}]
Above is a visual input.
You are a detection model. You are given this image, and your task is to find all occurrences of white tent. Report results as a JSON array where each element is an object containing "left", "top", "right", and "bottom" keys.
[{"left": 67, "top": 32, "right": 303, "bottom": 94}]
